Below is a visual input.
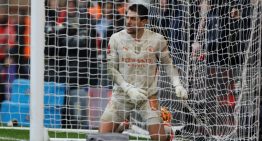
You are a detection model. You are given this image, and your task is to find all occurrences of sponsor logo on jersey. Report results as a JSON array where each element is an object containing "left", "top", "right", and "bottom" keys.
[
  {"left": 121, "top": 57, "right": 154, "bottom": 68},
  {"left": 121, "top": 57, "right": 154, "bottom": 64}
]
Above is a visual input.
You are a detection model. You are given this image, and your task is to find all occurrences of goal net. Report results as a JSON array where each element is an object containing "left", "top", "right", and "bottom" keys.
[{"left": 0, "top": 0, "right": 261, "bottom": 141}]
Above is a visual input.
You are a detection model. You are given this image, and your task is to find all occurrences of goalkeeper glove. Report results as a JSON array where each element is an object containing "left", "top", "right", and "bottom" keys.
[
  {"left": 175, "top": 85, "right": 188, "bottom": 99},
  {"left": 120, "top": 83, "right": 147, "bottom": 104},
  {"left": 172, "top": 77, "right": 188, "bottom": 100}
]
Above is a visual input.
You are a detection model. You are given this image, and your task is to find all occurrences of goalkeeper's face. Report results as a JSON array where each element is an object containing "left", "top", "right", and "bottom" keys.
[{"left": 126, "top": 10, "right": 147, "bottom": 35}]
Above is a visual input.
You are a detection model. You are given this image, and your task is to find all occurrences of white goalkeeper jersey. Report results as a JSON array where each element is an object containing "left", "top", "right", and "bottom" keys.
[{"left": 107, "top": 29, "right": 173, "bottom": 100}]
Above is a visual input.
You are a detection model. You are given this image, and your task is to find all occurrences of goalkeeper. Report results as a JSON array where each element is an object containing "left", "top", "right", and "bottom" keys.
[{"left": 99, "top": 3, "right": 188, "bottom": 141}]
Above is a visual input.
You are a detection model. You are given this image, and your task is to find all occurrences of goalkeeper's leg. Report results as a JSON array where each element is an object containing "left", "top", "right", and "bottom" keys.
[
  {"left": 148, "top": 123, "right": 167, "bottom": 141},
  {"left": 140, "top": 95, "right": 173, "bottom": 141},
  {"left": 99, "top": 100, "right": 131, "bottom": 133},
  {"left": 99, "top": 121, "right": 120, "bottom": 133}
]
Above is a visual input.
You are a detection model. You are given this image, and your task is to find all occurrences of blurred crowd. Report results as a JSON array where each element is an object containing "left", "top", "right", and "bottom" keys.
[{"left": 0, "top": 0, "right": 30, "bottom": 102}]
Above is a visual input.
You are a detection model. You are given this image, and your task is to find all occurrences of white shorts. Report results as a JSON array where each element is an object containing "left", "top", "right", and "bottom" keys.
[{"left": 100, "top": 95, "right": 162, "bottom": 125}]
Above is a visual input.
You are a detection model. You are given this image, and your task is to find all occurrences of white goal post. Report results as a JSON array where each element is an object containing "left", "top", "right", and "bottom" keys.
[
  {"left": 30, "top": 0, "right": 45, "bottom": 140},
  {"left": 0, "top": 0, "right": 261, "bottom": 141}
]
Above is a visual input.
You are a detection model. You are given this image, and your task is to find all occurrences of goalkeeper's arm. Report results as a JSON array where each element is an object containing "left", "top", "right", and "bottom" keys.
[
  {"left": 161, "top": 57, "right": 188, "bottom": 100},
  {"left": 107, "top": 37, "right": 147, "bottom": 103},
  {"left": 107, "top": 60, "right": 147, "bottom": 104},
  {"left": 158, "top": 37, "right": 188, "bottom": 99}
]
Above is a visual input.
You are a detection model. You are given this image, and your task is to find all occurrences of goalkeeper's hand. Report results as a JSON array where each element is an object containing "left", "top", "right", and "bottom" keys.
[
  {"left": 175, "top": 85, "right": 188, "bottom": 100},
  {"left": 121, "top": 83, "right": 147, "bottom": 104},
  {"left": 172, "top": 76, "right": 188, "bottom": 99}
]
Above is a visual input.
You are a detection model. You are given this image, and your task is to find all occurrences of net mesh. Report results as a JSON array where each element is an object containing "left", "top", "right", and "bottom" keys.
[{"left": 0, "top": 0, "right": 261, "bottom": 141}]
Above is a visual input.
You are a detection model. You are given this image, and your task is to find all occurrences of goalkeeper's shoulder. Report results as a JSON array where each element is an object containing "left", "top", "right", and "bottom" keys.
[
  {"left": 109, "top": 29, "right": 127, "bottom": 40},
  {"left": 145, "top": 29, "right": 166, "bottom": 40}
]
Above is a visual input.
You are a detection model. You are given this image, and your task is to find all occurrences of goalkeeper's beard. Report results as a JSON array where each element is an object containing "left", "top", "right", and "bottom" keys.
[
  {"left": 126, "top": 27, "right": 144, "bottom": 37},
  {"left": 126, "top": 27, "right": 136, "bottom": 35}
]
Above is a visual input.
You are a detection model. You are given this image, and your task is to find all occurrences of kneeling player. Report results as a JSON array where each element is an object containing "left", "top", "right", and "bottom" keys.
[{"left": 99, "top": 3, "right": 187, "bottom": 141}]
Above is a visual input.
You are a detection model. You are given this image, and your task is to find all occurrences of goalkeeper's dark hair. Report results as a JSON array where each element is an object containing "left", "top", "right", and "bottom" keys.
[{"left": 128, "top": 4, "right": 148, "bottom": 20}]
